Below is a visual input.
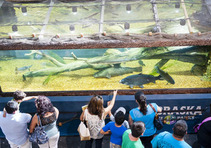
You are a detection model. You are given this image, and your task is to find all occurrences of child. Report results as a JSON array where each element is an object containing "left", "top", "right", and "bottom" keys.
[
  {"left": 108, "top": 107, "right": 130, "bottom": 129},
  {"left": 3, "top": 90, "right": 37, "bottom": 117},
  {"left": 100, "top": 107, "right": 127, "bottom": 148},
  {"left": 122, "top": 121, "right": 145, "bottom": 148}
]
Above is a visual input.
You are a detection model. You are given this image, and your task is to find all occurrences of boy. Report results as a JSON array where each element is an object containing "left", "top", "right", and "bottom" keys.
[
  {"left": 107, "top": 103, "right": 129, "bottom": 129},
  {"left": 122, "top": 121, "right": 145, "bottom": 148},
  {"left": 3, "top": 90, "right": 37, "bottom": 117},
  {"left": 100, "top": 108, "right": 127, "bottom": 148},
  {"left": 108, "top": 107, "right": 130, "bottom": 129}
]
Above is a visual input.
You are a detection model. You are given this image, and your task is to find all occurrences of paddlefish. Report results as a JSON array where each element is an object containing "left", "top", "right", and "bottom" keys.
[
  {"left": 155, "top": 66, "right": 175, "bottom": 84},
  {"left": 120, "top": 73, "right": 162, "bottom": 88}
]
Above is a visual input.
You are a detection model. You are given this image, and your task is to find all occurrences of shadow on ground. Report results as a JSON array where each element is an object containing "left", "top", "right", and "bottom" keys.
[{"left": 0, "top": 134, "right": 197, "bottom": 148}]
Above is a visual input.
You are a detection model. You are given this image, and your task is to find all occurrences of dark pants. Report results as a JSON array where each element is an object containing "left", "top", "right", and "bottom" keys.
[
  {"left": 85, "top": 138, "right": 103, "bottom": 148},
  {"left": 140, "top": 135, "right": 154, "bottom": 148},
  {"left": 192, "top": 141, "right": 205, "bottom": 148}
]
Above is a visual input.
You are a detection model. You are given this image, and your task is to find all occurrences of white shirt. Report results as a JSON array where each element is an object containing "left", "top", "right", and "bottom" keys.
[
  {"left": 84, "top": 109, "right": 105, "bottom": 139},
  {"left": 0, "top": 111, "right": 31, "bottom": 145}
]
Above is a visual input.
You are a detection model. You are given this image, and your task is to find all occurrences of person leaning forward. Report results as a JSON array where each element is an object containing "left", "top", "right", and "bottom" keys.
[
  {"left": 151, "top": 120, "right": 191, "bottom": 148},
  {"left": 0, "top": 101, "right": 32, "bottom": 148}
]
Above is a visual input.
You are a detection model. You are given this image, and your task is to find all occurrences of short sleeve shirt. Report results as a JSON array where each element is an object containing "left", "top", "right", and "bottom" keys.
[
  {"left": 0, "top": 111, "right": 31, "bottom": 145},
  {"left": 102, "top": 121, "right": 127, "bottom": 145},
  {"left": 151, "top": 131, "right": 191, "bottom": 148},
  {"left": 122, "top": 129, "right": 144, "bottom": 148},
  {"left": 129, "top": 103, "right": 157, "bottom": 136}
]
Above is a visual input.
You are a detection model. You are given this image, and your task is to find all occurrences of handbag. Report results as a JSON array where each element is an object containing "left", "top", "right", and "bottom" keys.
[
  {"left": 29, "top": 114, "right": 49, "bottom": 144},
  {"left": 77, "top": 120, "right": 90, "bottom": 141},
  {"left": 193, "top": 117, "right": 211, "bottom": 133},
  {"left": 149, "top": 103, "right": 163, "bottom": 130}
]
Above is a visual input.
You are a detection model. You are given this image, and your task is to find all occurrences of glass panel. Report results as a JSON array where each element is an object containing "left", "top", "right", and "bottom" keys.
[
  {"left": 0, "top": 46, "right": 210, "bottom": 92},
  {"left": 0, "top": 0, "right": 210, "bottom": 39}
]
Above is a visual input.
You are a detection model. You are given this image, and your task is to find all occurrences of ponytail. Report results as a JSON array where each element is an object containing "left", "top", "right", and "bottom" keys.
[{"left": 135, "top": 91, "right": 147, "bottom": 115}]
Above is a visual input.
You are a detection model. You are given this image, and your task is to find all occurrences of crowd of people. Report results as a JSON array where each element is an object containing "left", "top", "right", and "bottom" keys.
[
  {"left": 0, "top": 90, "right": 210, "bottom": 148},
  {"left": 0, "top": 91, "right": 59, "bottom": 148}
]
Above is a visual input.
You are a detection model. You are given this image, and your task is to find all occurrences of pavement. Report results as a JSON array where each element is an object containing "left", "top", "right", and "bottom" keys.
[{"left": 0, "top": 134, "right": 197, "bottom": 148}]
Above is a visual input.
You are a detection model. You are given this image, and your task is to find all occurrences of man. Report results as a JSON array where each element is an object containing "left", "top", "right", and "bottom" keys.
[
  {"left": 0, "top": 101, "right": 32, "bottom": 148},
  {"left": 122, "top": 121, "right": 145, "bottom": 148},
  {"left": 3, "top": 90, "right": 37, "bottom": 117},
  {"left": 151, "top": 120, "right": 191, "bottom": 148}
]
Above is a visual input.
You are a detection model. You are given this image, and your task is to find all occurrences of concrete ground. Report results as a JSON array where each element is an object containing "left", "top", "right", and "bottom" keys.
[{"left": 0, "top": 134, "right": 197, "bottom": 148}]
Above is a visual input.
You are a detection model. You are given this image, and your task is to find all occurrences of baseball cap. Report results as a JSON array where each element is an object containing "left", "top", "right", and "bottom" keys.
[
  {"left": 174, "top": 120, "right": 188, "bottom": 131},
  {"left": 114, "top": 107, "right": 126, "bottom": 116}
]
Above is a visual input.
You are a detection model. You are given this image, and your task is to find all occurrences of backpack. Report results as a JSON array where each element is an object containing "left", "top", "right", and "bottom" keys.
[{"left": 193, "top": 117, "right": 211, "bottom": 133}]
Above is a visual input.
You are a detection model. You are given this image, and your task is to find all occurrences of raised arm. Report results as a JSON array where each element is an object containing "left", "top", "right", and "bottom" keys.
[
  {"left": 22, "top": 96, "right": 38, "bottom": 102},
  {"left": 157, "top": 105, "right": 162, "bottom": 113},
  {"left": 104, "top": 90, "right": 118, "bottom": 116},
  {"left": 3, "top": 108, "right": 6, "bottom": 117}
]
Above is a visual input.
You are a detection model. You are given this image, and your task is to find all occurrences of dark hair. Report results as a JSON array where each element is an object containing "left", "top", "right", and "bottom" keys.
[
  {"left": 5, "top": 101, "right": 18, "bottom": 114},
  {"left": 131, "top": 121, "right": 145, "bottom": 138},
  {"left": 135, "top": 91, "right": 147, "bottom": 115},
  {"left": 115, "top": 111, "right": 125, "bottom": 126},
  {"left": 173, "top": 120, "right": 187, "bottom": 138},
  {"left": 35, "top": 96, "right": 55, "bottom": 118},
  {"left": 88, "top": 95, "right": 104, "bottom": 119},
  {"left": 13, "top": 90, "right": 26, "bottom": 101}
]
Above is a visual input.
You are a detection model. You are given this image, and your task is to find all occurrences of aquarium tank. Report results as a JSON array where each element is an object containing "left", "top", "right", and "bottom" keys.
[{"left": 0, "top": 0, "right": 210, "bottom": 92}]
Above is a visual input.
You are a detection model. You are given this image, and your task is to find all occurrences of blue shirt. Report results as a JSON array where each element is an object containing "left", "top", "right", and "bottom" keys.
[
  {"left": 129, "top": 103, "right": 157, "bottom": 137},
  {"left": 102, "top": 121, "right": 127, "bottom": 145},
  {"left": 151, "top": 131, "right": 191, "bottom": 148}
]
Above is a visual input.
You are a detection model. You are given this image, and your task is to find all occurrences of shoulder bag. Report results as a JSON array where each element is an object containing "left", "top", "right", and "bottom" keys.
[
  {"left": 149, "top": 103, "right": 163, "bottom": 130},
  {"left": 78, "top": 110, "right": 90, "bottom": 141},
  {"left": 193, "top": 117, "right": 211, "bottom": 133},
  {"left": 29, "top": 114, "right": 49, "bottom": 144}
]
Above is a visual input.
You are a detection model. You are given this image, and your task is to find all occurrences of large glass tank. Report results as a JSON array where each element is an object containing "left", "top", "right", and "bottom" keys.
[
  {"left": 0, "top": 46, "right": 210, "bottom": 92},
  {"left": 0, "top": 0, "right": 211, "bottom": 92}
]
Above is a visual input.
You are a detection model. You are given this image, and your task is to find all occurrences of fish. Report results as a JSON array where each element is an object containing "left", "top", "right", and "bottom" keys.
[
  {"left": 15, "top": 65, "right": 32, "bottom": 74},
  {"left": 150, "top": 59, "right": 170, "bottom": 75},
  {"left": 120, "top": 73, "right": 162, "bottom": 88},
  {"left": 155, "top": 66, "right": 175, "bottom": 84},
  {"left": 138, "top": 60, "right": 145, "bottom": 66},
  {"left": 94, "top": 66, "right": 142, "bottom": 79}
]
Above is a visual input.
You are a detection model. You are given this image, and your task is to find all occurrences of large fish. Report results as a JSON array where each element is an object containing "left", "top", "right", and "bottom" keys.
[
  {"left": 155, "top": 66, "right": 175, "bottom": 84},
  {"left": 120, "top": 73, "right": 162, "bottom": 88},
  {"left": 94, "top": 66, "right": 142, "bottom": 79}
]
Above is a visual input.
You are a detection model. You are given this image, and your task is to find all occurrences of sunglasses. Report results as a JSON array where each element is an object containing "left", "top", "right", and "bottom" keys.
[{"left": 95, "top": 95, "right": 103, "bottom": 100}]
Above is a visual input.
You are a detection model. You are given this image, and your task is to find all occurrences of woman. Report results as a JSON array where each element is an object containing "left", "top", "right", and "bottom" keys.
[
  {"left": 80, "top": 90, "right": 118, "bottom": 148},
  {"left": 30, "top": 96, "right": 59, "bottom": 148},
  {"left": 128, "top": 91, "right": 162, "bottom": 148}
]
